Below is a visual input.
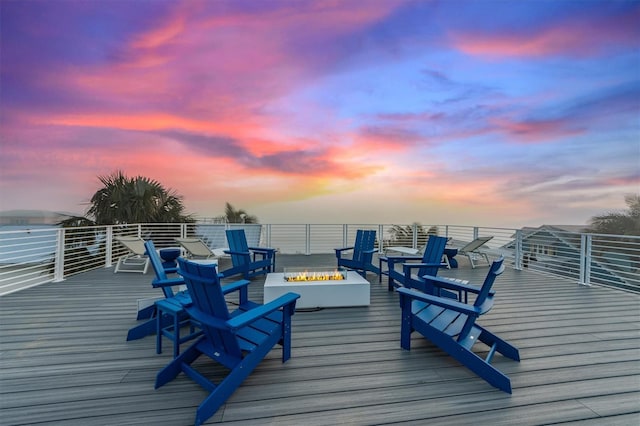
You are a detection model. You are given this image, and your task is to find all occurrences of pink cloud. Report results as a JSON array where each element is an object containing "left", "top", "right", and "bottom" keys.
[
  {"left": 130, "top": 14, "right": 186, "bottom": 50},
  {"left": 490, "top": 117, "right": 585, "bottom": 143},
  {"left": 38, "top": 112, "right": 262, "bottom": 140},
  {"left": 10, "top": 1, "right": 404, "bottom": 190},
  {"left": 605, "top": 173, "right": 640, "bottom": 187},
  {"left": 370, "top": 110, "right": 499, "bottom": 146},
  {"left": 452, "top": 7, "right": 640, "bottom": 58},
  {"left": 356, "top": 126, "right": 427, "bottom": 150},
  {"left": 19, "top": 0, "right": 405, "bottom": 158},
  {"left": 198, "top": 1, "right": 402, "bottom": 37}
]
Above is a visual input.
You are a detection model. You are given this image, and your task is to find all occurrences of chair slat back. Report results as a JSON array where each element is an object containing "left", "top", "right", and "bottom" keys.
[
  {"left": 352, "top": 230, "right": 365, "bottom": 263},
  {"left": 474, "top": 256, "right": 505, "bottom": 309},
  {"left": 177, "top": 258, "right": 242, "bottom": 357},
  {"left": 229, "top": 224, "right": 262, "bottom": 246},
  {"left": 353, "top": 230, "right": 376, "bottom": 263},
  {"left": 226, "top": 229, "right": 250, "bottom": 268},
  {"left": 144, "top": 240, "right": 175, "bottom": 298},
  {"left": 418, "top": 235, "right": 447, "bottom": 278},
  {"left": 457, "top": 256, "right": 505, "bottom": 340}
]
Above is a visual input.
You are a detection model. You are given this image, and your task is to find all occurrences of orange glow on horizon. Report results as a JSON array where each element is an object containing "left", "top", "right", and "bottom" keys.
[
  {"left": 1, "top": 0, "right": 636, "bottom": 228},
  {"left": 39, "top": 112, "right": 262, "bottom": 140}
]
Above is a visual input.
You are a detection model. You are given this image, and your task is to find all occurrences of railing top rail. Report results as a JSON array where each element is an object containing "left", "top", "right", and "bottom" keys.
[{"left": 1, "top": 222, "right": 638, "bottom": 295}]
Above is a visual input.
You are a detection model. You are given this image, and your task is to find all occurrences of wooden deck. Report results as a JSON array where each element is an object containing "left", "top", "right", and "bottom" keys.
[{"left": 1, "top": 254, "right": 639, "bottom": 425}]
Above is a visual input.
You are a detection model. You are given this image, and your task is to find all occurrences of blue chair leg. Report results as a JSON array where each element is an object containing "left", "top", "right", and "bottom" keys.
[
  {"left": 156, "top": 300, "right": 202, "bottom": 358},
  {"left": 127, "top": 318, "right": 157, "bottom": 341},
  {"left": 156, "top": 300, "right": 182, "bottom": 357}
]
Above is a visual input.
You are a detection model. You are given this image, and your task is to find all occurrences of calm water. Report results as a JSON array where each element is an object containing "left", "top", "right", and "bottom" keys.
[{"left": 0, "top": 225, "right": 59, "bottom": 263}]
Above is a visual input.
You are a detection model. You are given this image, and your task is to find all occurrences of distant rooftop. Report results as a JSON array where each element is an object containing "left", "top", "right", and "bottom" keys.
[
  {"left": 0, "top": 209, "right": 78, "bottom": 226},
  {"left": 521, "top": 224, "right": 588, "bottom": 233}
]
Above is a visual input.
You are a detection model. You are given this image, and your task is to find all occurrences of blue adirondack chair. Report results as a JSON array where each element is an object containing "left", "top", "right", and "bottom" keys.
[
  {"left": 156, "top": 258, "right": 300, "bottom": 426},
  {"left": 222, "top": 229, "right": 276, "bottom": 279},
  {"left": 126, "top": 240, "right": 193, "bottom": 342},
  {"left": 380, "top": 235, "right": 449, "bottom": 293},
  {"left": 334, "top": 229, "right": 380, "bottom": 277},
  {"left": 397, "top": 257, "right": 520, "bottom": 393}
]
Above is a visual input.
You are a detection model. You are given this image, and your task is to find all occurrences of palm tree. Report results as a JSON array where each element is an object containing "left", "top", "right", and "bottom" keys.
[
  {"left": 388, "top": 223, "right": 437, "bottom": 246},
  {"left": 589, "top": 194, "right": 640, "bottom": 236},
  {"left": 89, "top": 171, "right": 193, "bottom": 224},
  {"left": 54, "top": 172, "right": 193, "bottom": 275},
  {"left": 59, "top": 171, "right": 194, "bottom": 226},
  {"left": 222, "top": 202, "right": 258, "bottom": 223}
]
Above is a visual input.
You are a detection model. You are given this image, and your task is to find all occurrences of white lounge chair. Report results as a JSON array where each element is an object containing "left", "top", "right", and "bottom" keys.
[
  {"left": 385, "top": 237, "right": 452, "bottom": 269},
  {"left": 174, "top": 237, "right": 227, "bottom": 259},
  {"left": 457, "top": 236, "right": 493, "bottom": 268},
  {"left": 114, "top": 236, "right": 150, "bottom": 274}
]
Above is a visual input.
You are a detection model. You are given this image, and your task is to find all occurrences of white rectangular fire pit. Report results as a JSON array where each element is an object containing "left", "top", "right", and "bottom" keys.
[{"left": 263, "top": 268, "right": 370, "bottom": 309}]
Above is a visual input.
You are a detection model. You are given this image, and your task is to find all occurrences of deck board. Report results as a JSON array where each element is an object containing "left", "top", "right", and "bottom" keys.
[{"left": 1, "top": 254, "right": 639, "bottom": 425}]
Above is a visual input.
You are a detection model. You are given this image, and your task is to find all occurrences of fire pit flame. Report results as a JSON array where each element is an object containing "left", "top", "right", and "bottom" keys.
[{"left": 284, "top": 268, "right": 347, "bottom": 282}]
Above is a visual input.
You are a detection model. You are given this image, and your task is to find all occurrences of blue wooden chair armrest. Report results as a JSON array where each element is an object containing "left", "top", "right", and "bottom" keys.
[
  {"left": 384, "top": 255, "right": 422, "bottom": 262},
  {"left": 224, "top": 249, "right": 250, "bottom": 256},
  {"left": 397, "top": 287, "right": 479, "bottom": 316},
  {"left": 420, "top": 274, "right": 490, "bottom": 303},
  {"left": 248, "top": 246, "right": 276, "bottom": 254},
  {"left": 381, "top": 255, "right": 423, "bottom": 277},
  {"left": 248, "top": 247, "right": 276, "bottom": 263},
  {"left": 185, "top": 307, "right": 230, "bottom": 331},
  {"left": 152, "top": 277, "right": 185, "bottom": 288},
  {"left": 226, "top": 292, "right": 300, "bottom": 330},
  {"left": 362, "top": 248, "right": 378, "bottom": 255},
  {"left": 402, "top": 262, "right": 446, "bottom": 273},
  {"left": 220, "top": 279, "right": 251, "bottom": 295},
  {"left": 422, "top": 274, "right": 495, "bottom": 296},
  {"left": 335, "top": 246, "right": 355, "bottom": 254},
  {"left": 217, "top": 269, "right": 236, "bottom": 279}
]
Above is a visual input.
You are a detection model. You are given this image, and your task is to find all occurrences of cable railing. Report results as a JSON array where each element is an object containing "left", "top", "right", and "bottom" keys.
[{"left": 1, "top": 222, "right": 638, "bottom": 295}]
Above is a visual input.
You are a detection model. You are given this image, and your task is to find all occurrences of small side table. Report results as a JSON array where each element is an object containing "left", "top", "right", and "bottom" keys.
[
  {"left": 159, "top": 247, "right": 181, "bottom": 271},
  {"left": 155, "top": 298, "right": 201, "bottom": 358}
]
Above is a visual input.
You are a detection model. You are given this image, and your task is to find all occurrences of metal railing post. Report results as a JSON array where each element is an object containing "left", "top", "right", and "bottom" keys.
[
  {"left": 578, "top": 234, "right": 593, "bottom": 286},
  {"left": 343, "top": 224, "right": 348, "bottom": 248},
  {"left": 53, "top": 228, "right": 65, "bottom": 282},
  {"left": 105, "top": 226, "right": 113, "bottom": 268},
  {"left": 514, "top": 230, "right": 523, "bottom": 270},
  {"left": 265, "top": 224, "right": 272, "bottom": 249},
  {"left": 412, "top": 223, "right": 418, "bottom": 250},
  {"left": 305, "top": 224, "right": 311, "bottom": 255},
  {"left": 579, "top": 234, "right": 585, "bottom": 285},
  {"left": 378, "top": 224, "right": 384, "bottom": 252}
]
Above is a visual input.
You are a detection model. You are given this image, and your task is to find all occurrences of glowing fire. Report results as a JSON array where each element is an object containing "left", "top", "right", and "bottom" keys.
[{"left": 284, "top": 269, "right": 346, "bottom": 282}]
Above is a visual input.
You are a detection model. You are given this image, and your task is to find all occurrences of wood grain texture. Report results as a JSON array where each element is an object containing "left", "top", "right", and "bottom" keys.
[{"left": 1, "top": 254, "right": 638, "bottom": 425}]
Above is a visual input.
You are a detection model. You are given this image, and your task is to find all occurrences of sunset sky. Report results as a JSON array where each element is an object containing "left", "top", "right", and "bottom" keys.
[{"left": 1, "top": 0, "right": 638, "bottom": 227}]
